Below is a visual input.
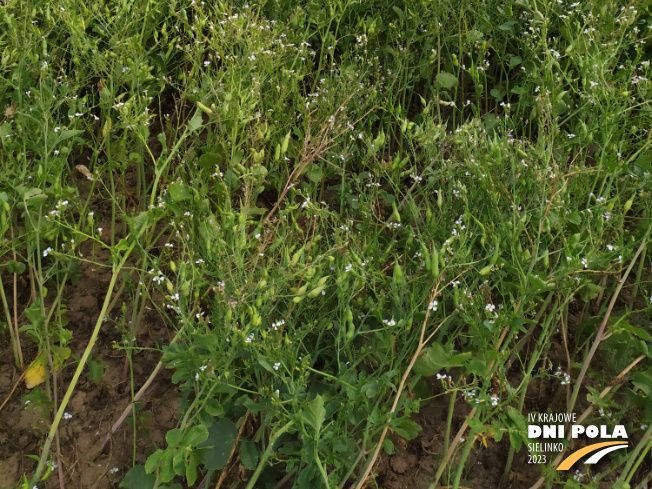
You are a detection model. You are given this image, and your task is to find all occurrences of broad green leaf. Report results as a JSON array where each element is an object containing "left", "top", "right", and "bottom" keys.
[
  {"left": 186, "top": 452, "right": 198, "bottom": 486},
  {"left": 173, "top": 448, "right": 185, "bottom": 476},
  {"left": 145, "top": 449, "right": 164, "bottom": 474},
  {"left": 166, "top": 428, "right": 183, "bottom": 447},
  {"left": 168, "top": 182, "right": 192, "bottom": 202},
  {"left": 436, "top": 72, "right": 458, "bottom": 88},
  {"left": 188, "top": 110, "right": 204, "bottom": 132},
  {"left": 198, "top": 419, "right": 238, "bottom": 470},
  {"left": 303, "top": 394, "right": 326, "bottom": 434},
  {"left": 6, "top": 260, "right": 26, "bottom": 274},
  {"left": 306, "top": 164, "right": 323, "bottom": 182},
  {"left": 204, "top": 398, "right": 225, "bottom": 417},
  {"left": 391, "top": 417, "right": 422, "bottom": 440},
  {"left": 240, "top": 440, "right": 259, "bottom": 470},
  {"left": 181, "top": 424, "right": 209, "bottom": 447},
  {"left": 119, "top": 465, "right": 155, "bottom": 489}
]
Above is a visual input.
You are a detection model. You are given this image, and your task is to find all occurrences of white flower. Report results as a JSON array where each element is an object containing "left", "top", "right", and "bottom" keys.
[
  {"left": 345, "top": 264, "right": 352, "bottom": 272},
  {"left": 428, "top": 300, "right": 438, "bottom": 311},
  {"left": 273, "top": 362, "right": 280, "bottom": 370},
  {"left": 43, "top": 247, "right": 52, "bottom": 257},
  {"left": 485, "top": 303, "right": 496, "bottom": 313},
  {"left": 603, "top": 212, "right": 611, "bottom": 221},
  {"left": 63, "top": 412, "right": 73, "bottom": 420}
]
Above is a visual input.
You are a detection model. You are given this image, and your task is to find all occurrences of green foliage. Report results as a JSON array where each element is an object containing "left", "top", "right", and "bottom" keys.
[{"left": 1, "top": 0, "right": 651, "bottom": 487}]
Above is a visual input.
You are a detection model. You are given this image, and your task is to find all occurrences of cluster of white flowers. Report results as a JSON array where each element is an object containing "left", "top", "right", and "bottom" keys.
[
  {"left": 382, "top": 317, "right": 396, "bottom": 327},
  {"left": 555, "top": 366, "right": 572, "bottom": 385},
  {"left": 270, "top": 319, "right": 285, "bottom": 331}
]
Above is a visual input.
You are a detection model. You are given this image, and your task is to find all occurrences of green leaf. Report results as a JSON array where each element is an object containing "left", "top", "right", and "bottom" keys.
[
  {"left": 436, "top": 72, "right": 458, "bottom": 88},
  {"left": 579, "top": 283, "right": 602, "bottom": 302},
  {"left": 303, "top": 394, "right": 326, "bottom": 434},
  {"left": 186, "top": 452, "right": 198, "bottom": 486},
  {"left": 204, "top": 398, "right": 225, "bottom": 417},
  {"left": 498, "top": 20, "right": 518, "bottom": 31},
  {"left": 198, "top": 152, "right": 222, "bottom": 169},
  {"left": 188, "top": 110, "right": 204, "bottom": 132},
  {"left": 413, "top": 343, "right": 471, "bottom": 376},
  {"left": 168, "top": 182, "right": 192, "bottom": 202},
  {"left": 361, "top": 379, "right": 379, "bottom": 398},
  {"left": 166, "top": 428, "right": 183, "bottom": 447},
  {"left": 231, "top": 150, "right": 244, "bottom": 166},
  {"left": 181, "top": 424, "right": 209, "bottom": 447},
  {"left": 240, "top": 440, "right": 259, "bottom": 470},
  {"left": 6, "top": 260, "right": 26, "bottom": 274},
  {"left": 224, "top": 169, "right": 239, "bottom": 190},
  {"left": 306, "top": 164, "right": 323, "bottom": 183},
  {"left": 53, "top": 129, "right": 84, "bottom": 148},
  {"left": 509, "top": 55, "right": 522, "bottom": 69},
  {"left": 505, "top": 406, "right": 527, "bottom": 431},
  {"left": 145, "top": 449, "right": 164, "bottom": 474},
  {"left": 198, "top": 419, "right": 238, "bottom": 470},
  {"left": 158, "top": 448, "right": 175, "bottom": 482},
  {"left": 119, "top": 465, "right": 155, "bottom": 489},
  {"left": 391, "top": 417, "right": 422, "bottom": 440},
  {"left": 173, "top": 448, "right": 185, "bottom": 476},
  {"left": 257, "top": 357, "right": 276, "bottom": 374}
]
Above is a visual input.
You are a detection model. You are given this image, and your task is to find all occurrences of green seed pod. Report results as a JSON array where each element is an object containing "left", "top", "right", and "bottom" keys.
[
  {"left": 543, "top": 250, "right": 550, "bottom": 268},
  {"left": 307, "top": 285, "right": 325, "bottom": 298},
  {"left": 166, "top": 280, "right": 174, "bottom": 293},
  {"left": 169, "top": 260, "right": 177, "bottom": 272},
  {"left": 392, "top": 261, "right": 405, "bottom": 286},
  {"left": 431, "top": 248, "right": 439, "bottom": 279},
  {"left": 346, "top": 308, "right": 353, "bottom": 323},
  {"left": 392, "top": 201, "right": 401, "bottom": 223},
  {"left": 479, "top": 264, "right": 492, "bottom": 276},
  {"left": 281, "top": 131, "right": 291, "bottom": 154},
  {"left": 346, "top": 321, "right": 355, "bottom": 341},
  {"left": 421, "top": 243, "right": 431, "bottom": 271},
  {"left": 437, "top": 189, "right": 443, "bottom": 209},
  {"left": 624, "top": 197, "right": 633, "bottom": 213},
  {"left": 256, "top": 297, "right": 262, "bottom": 308},
  {"left": 274, "top": 143, "right": 280, "bottom": 161}
]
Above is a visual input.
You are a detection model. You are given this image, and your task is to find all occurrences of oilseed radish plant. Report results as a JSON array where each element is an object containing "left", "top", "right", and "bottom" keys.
[{"left": 1, "top": 0, "right": 651, "bottom": 488}]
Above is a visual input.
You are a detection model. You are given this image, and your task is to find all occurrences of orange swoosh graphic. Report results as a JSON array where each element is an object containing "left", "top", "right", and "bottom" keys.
[{"left": 557, "top": 441, "right": 628, "bottom": 470}]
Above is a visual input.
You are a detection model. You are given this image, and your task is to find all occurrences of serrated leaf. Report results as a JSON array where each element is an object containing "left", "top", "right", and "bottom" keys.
[{"left": 436, "top": 72, "right": 458, "bottom": 88}]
